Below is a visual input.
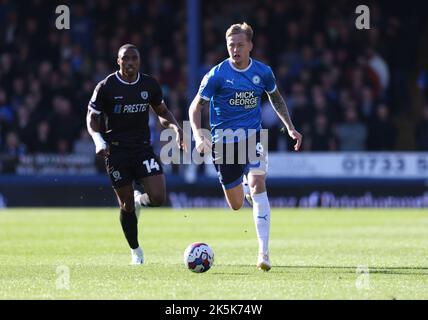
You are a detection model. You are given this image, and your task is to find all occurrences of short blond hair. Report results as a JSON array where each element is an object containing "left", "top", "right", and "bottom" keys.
[{"left": 225, "top": 22, "right": 253, "bottom": 42}]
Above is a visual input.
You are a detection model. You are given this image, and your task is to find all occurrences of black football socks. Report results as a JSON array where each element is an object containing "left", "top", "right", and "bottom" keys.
[{"left": 119, "top": 209, "right": 139, "bottom": 249}]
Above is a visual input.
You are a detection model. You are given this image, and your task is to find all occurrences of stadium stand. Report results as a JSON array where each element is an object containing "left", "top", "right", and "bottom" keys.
[{"left": 0, "top": 0, "right": 427, "bottom": 176}]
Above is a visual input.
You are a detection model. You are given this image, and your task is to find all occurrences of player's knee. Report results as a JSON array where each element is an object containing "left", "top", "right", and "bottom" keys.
[
  {"left": 230, "top": 204, "right": 242, "bottom": 211},
  {"left": 250, "top": 185, "right": 264, "bottom": 195},
  {"left": 148, "top": 193, "right": 165, "bottom": 207},
  {"left": 249, "top": 179, "right": 266, "bottom": 195},
  {"left": 229, "top": 199, "right": 243, "bottom": 211},
  {"left": 120, "top": 199, "right": 135, "bottom": 212}
]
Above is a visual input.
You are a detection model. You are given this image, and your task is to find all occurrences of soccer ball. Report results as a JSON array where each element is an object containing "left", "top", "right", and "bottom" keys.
[{"left": 183, "top": 242, "right": 214, "bottom": 273}]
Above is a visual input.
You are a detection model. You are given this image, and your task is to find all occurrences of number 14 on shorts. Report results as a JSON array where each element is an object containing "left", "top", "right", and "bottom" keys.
[{"left": 143, "top": 158, "right": 160, "bottom": 173}]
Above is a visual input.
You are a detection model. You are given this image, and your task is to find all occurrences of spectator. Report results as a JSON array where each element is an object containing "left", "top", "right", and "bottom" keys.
[
  {"left": 27, "top": 121, "right": 55, "bottom": 153},
  {"left": 415, "top": 106, "right": 428, "bottom": 151},
  {"left": 0, "top": 89, "right": 13, "bottom": 127},
  {"left": 367, "top": 104, "right": 396, "bottom": 150},
  {"left": 3, "top": 131, "right": 26, "bottom": 156},
  {"left": 49, "top": 96, "right": 80, "bottom": 150},
  {"left": 335, "top": 107, "right": 367, "bottom": 151},
  {"left": 288, "top": 82, "right": 310, "bottom": 130},
  {"left": 366, "top": 47, "right": 390, "bottom": 97},
  {"left": 56, "top": 138, "right": 71, "bottom": 155},
  {"left": 307, "top": 113, "right": 337, "bottom": 151},
  {"left": 417, "top": 70, "right": 428, "bottom": 104},
  {"left": 73, "top": 129, "right": 95, "bottom": 156},
  {"left": 360, "top": 86, "right": 376, "bottom": 121}
]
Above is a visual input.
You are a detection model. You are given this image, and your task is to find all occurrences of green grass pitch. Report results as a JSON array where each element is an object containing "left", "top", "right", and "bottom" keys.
[{"left": 1, "top": 208, "right": 428, "bottom": 299}]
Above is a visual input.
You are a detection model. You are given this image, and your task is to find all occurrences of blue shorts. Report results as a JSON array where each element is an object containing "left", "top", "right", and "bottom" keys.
[{"left": 212, "top": 132, "right": 267, "bottom": 190}]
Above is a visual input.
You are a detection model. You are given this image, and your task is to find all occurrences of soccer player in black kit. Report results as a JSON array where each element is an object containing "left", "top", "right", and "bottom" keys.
[{"left": 86, "top": 44, "right": 184, "bottom": 265}]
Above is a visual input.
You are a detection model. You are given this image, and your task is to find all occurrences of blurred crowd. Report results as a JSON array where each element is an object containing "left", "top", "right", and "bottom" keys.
[
  {"left": 0, "top": 0, "right": 187, "bottom": 160},
  {"left": 0, "top": 0, "right": 427, "bottom": 168},
  {"left": 200, "top": 0, "right": 427, "bottom": 152}
]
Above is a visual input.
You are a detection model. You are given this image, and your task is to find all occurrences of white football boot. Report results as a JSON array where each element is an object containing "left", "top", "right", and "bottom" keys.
[
  {"left": 130, "top": 247, "right": 144, "bottom": 265},
  {"left": 256, "top": 252, "right": 271, "bottom": 271},
  {"left": 134, "top": 189, "right": 142, "bottom": 221}
]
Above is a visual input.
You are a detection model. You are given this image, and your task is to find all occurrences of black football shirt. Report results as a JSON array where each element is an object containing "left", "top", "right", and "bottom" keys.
[{"left": 88, "top": 71, "right": 163, "bottom": 148}]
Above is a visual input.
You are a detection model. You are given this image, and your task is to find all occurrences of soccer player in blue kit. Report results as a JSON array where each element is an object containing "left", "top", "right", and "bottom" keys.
[{"left": 189, "top": 23, "right": 302, "bottom": 271}]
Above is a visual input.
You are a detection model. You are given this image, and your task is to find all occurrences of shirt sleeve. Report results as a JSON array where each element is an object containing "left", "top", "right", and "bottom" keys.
[
  {"left": 198, "top": 68, "right": 221, "bottom": 101},
  {"left": 88, "top": 82, "right": 106, "bottom": 114},
  {"left": 263, "top": 66, "right": 277, "bottom": 94},
  {"left": 149, "top": 78, "right": 164, "bottom": 106}
]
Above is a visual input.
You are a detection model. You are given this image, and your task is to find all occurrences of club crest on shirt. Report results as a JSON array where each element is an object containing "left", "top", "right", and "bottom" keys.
[
  {"left": 252, "top": 75, "right": 261, "bottom": 85},
  {"left": 141, "top": 91, "right": 148, "bottom": 100},
  {"left": 112, "top": 170, "right": 122, "bottom": 181}
]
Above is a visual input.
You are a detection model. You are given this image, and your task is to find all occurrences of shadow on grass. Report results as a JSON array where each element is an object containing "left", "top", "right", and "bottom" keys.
[
  {"left": 215, "top": 265, "right": 428, "bottom": 276},
  {"left": 274, "top": 265, "right": 428, "bottom": 276},
  {"left": 210, "top": 272, "right": 252, "bottom": 276}
]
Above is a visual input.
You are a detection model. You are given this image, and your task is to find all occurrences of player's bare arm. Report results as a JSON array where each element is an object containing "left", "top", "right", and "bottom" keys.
[
  {"left": 267, "top": 88, "right": 302, "bottom": 151},
  {"left": 86, "top": 109, "right": 109, "bottom": 156},
  {"left": 188, "top": 95, "right": 211, "bottom": 154},
  {"left": 151, "top": 102, "right": 186, "bottom": 151}
]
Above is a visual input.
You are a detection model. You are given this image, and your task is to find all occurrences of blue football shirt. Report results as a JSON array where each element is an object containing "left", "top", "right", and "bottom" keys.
[{"left": 198, "top": 58, "right": 277, "bottom": 143}]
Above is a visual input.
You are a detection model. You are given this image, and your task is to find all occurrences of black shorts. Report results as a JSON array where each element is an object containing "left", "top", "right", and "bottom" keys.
[
  {"left": 212, "top": 132, "right": 267, "bottom": 190},
  {"left": 104, "top": 145, "right": 163, "bottom": 188}
]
